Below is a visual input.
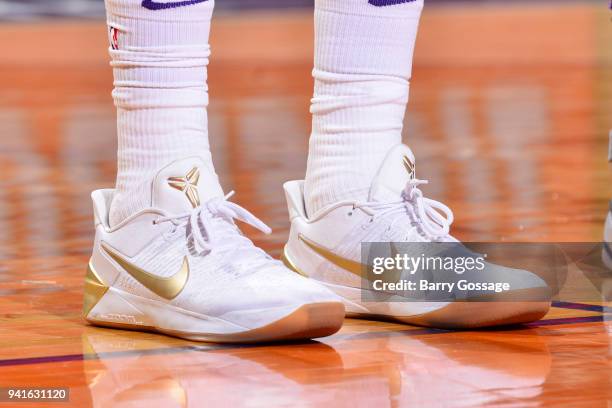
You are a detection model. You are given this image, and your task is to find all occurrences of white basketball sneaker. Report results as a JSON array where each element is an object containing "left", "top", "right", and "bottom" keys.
[
  {"left": 83, "top": 157, "right": 344, "bottom": 343},
  {"left": 283, "top": 144, "right": 551, "bottom": 329}
]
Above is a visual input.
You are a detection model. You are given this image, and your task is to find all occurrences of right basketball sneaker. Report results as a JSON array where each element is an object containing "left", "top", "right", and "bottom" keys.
[
  {"left": 83, "top": 157, "right": 344, "bottom": 343},
  {"left": 283, "top": 144, "right": 551, "bottom": 328}
]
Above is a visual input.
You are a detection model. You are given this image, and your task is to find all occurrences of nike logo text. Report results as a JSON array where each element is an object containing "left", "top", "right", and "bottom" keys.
[
  {"left": 142, "top": 0, "right": 209, "bottom": 11},
  {"left": 368, "top": 0, "right": 417, "bottom": 6},
  {"left": 101, "top": 242, "right": 189, "bottom": 300}
]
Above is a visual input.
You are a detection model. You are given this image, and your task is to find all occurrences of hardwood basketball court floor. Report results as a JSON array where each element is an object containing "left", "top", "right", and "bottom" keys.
[{"left": 0, "top": 2, "right": 611, "bottom": 407}]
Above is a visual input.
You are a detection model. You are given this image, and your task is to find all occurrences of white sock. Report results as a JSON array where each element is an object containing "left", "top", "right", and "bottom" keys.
[
  {"left": 106, "top": 0, "right": 217, "bottom": 227},
  {"left": 304, "top": 0, "right": 424, "bottom": 216}
]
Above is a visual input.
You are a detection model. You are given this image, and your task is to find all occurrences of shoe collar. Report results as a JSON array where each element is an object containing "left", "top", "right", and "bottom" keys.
[
  {"left": 368, "top": 143, "right": 416, "bottom": 203},
  {"left": 152, "top": 156, "right": 224, "bottom": 215}
]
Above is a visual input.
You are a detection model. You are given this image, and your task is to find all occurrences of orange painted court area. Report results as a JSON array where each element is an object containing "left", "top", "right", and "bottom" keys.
[{"left": 0, "top": 2, "right": 611, "bottom": 407}]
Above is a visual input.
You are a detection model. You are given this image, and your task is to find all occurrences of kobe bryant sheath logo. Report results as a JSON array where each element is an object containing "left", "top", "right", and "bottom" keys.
[{"left": 142, "top": 0, "right": 209, "bottom": 11}]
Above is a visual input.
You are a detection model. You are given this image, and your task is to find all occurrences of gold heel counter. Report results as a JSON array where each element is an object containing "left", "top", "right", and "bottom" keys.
[
  {"left": 82, "top": 262, "right": 109, "bottom": 318},
  {"left": 281, "top": 247, "right": 308, "bottom": 277}
]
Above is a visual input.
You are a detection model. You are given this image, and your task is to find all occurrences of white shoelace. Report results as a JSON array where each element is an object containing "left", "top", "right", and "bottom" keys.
[
  {"left": 359, "top": 178, "right": 454, "bottom": 240},
  {"left": 153, "top": 192, "right": 272, "bottom": 256}
]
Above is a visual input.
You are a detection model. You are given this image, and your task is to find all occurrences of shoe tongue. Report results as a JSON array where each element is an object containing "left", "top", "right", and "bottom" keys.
[
  {"left": 368, "top": 144, "right": 416, "bottom": 202},
  {"left": 152, "top": 157, "right": 224, "bottom": 214}
]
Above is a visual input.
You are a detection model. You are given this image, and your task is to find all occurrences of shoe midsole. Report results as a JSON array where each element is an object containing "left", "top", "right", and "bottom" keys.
[
  {"left": 86, "top": 285, "right": 320, "bottom": 335},
  {"left": 320, "top": 281, "right": 451, "bottom": 317}
]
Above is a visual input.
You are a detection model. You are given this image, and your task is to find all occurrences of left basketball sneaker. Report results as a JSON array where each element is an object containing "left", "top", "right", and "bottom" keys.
[
  {"left": 283, "top": 144, "right": 551, "bottom": 329},
  {"left": 83, "top": 157, "right": 345, "bottom": 343}
]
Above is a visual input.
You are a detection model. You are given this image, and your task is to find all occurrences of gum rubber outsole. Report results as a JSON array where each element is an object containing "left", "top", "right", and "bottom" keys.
[{"left": 346, "top": 299, "right": 550, "bottom": 329}]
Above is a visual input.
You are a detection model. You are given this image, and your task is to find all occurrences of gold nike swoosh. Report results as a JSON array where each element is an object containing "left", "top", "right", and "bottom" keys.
[
  {"left": 298, "top": 233, "right": 364, "bottom": 276},
  {"left": 298, "top": 234, "right": 402, "bottom": 282},
  {"left": 101, "top": 242, "right": 189, "bottom": 300}
]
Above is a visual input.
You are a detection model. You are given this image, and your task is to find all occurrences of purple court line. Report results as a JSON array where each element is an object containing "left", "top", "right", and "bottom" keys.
[
  {"left": 528, "top": 315, "right": 604, "bottom": 327},
  {"left": 0, "top": 314, "right": 606, "bottom": 368},
  {"left": 0, "top": 345, "right": 230, "bottom": 368},
  {"left": 0, "top": 328, "right": 444, "bottom": 368},
  {"left": 552, "top": 301, "right": 607, "bottom": 313}
]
